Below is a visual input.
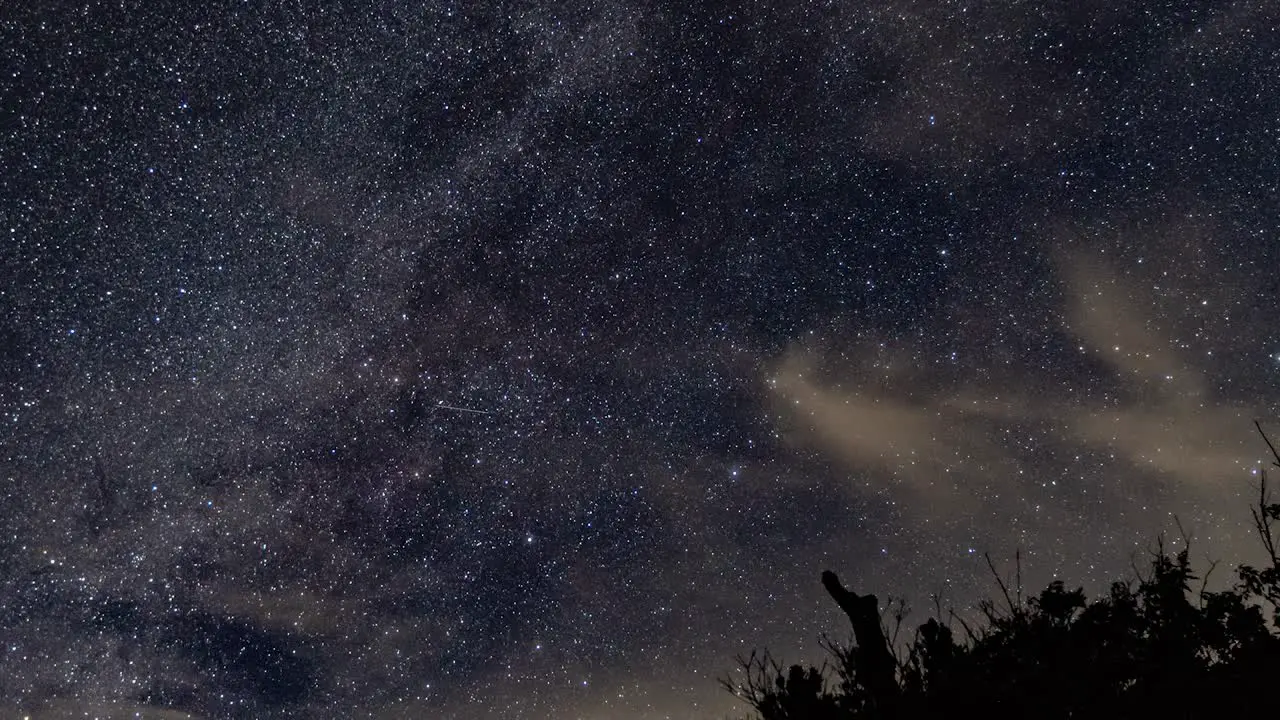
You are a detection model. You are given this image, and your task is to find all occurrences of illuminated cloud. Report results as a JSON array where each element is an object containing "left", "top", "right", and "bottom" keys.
[{"left": 767, "top": 237, "right": 1265, "bottom": 527}]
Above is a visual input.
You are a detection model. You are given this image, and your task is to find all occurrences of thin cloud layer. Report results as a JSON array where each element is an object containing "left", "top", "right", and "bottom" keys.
[{"left": 768, "top": 236, "right": 1266, "bottom": 540}]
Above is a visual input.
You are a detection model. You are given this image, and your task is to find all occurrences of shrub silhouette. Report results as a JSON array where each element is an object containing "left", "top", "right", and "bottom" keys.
[{"left": 723, "top": 422, "right": 1280, "bottom": 719}]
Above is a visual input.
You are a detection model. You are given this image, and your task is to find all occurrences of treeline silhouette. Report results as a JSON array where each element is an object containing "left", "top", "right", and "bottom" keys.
[{"left": 723, "top": 423, "right": 1280, "bottom": 719}]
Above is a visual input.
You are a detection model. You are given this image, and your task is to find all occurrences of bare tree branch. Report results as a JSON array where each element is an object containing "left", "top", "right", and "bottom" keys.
[
  {"left": 1255, "top": 418, "right": 1280, "bottom": 469},
  {"left": 1197, "top": 558, "right": 1219, "bottom": 609},
  {"left": 984, "top": 552, "right": 1019, "bottom": 617}
]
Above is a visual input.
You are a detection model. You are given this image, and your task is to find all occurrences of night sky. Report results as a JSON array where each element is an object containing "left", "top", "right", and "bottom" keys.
[{"left": 2, "top": 1, "right": 1279, "bottom": 718}]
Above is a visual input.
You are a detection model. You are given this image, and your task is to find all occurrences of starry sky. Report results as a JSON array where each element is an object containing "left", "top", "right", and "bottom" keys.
[{"left": 2, "top": 1, "right": 1278, "bottom": 718}]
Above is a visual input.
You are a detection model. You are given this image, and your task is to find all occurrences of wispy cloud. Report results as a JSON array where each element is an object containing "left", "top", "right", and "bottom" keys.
[{"left": 766, "top": 237, "right": 1265, "bottom": 533}]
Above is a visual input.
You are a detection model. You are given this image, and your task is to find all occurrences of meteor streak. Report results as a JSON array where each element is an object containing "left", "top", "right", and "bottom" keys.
[{"left": 434, "top": 403, "right": 493, "bottom": 415}]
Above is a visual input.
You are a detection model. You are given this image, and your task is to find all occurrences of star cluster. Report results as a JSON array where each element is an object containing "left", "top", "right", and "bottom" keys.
[{"left": 1, "top": 1, "right": 1278, "bottom": 718}]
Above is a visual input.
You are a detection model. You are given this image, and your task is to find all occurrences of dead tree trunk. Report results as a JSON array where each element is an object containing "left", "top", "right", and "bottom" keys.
[{"left": 822, "top": 570, "right": 899, "bottom": 715}]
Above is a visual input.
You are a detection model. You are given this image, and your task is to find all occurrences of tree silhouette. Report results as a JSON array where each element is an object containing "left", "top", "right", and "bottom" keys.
[{"left": 723, "top": 422, "right": 1280, "bottom": 719}]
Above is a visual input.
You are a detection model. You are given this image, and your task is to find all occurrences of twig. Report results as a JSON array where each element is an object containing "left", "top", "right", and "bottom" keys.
[
  {"left": 1255, "top": 419, "right": 1280, "bottom": 468},
  {"left": 1197, "top": 558, "right": 1219, "bottom": 609},
  {"left": 1173, "top": 515, "right": 1194, "bottom": 554},
  {"left": 984, "top": 552, "right": 1019, "bottom": 617},
  {"left": 949, "top": 608, "right": 980, "bottom": 644},
  {"left": 1015, "top": 548, "right": 1023, "bottom": 607},
  {"left": 1251, "top": 470, "right": 1279, "bottom": 566}
]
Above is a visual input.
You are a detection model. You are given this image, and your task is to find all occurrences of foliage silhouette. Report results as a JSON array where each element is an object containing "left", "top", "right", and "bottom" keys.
[{"left": 723, "top": 422, "right": 1280, "bottom": 719}]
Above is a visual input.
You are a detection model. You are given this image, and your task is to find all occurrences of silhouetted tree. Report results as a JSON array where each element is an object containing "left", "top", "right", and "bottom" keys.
[{"left": 722, "top": 423, "right": 1280, "bottom": 719}]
